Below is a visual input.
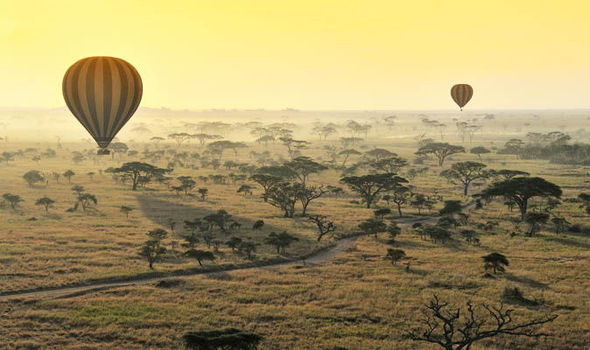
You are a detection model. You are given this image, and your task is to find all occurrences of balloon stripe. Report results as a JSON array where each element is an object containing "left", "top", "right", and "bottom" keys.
[
  {"left": 112, "top": 63, "right": 133, "bottom": 134},
  {"left": 70, "top": 59, "right": 98, "bottom": 137},
  {"left": 111, "top": 60, "right": 141, "bottom": 137},
  {"left": 105, "top": 58, "right": 121, "bottom": 138},
  {"left": 78, "top": 59, "right": 99, "bottom": 137},
  {"left": 85, "top": 58, "right": 102, "bottom": 143},
  {"left": 110, "top": 58, "right": 130, "bottom": 139},
  {"left": 102, "top": 58, "right": 112, "bottom": 139},
  {"left": 94, "top": 58, "right": 106, "bottom": 140},
  {"left": 124, "top": 63, "right": 143, "bottom": 129}
]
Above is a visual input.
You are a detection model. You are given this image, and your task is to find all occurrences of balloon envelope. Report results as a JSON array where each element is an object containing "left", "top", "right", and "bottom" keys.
[
  {"left": 450, "top": 84, "right": 473, "bottom": 110},
  {"left": 63, "top": 56, "right": 142, "bottom": 149}
]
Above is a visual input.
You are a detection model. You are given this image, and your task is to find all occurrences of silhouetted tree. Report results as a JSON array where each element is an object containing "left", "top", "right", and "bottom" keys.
[
  {"left": 139, "top": 230, "right": 167, "bottom": 270},
  {"left": 482, "top": 252, "right": 509, "bottom": 274},
  {"left": 198, "top": 188, "right": 208, "bottom": 201},
  {"left": 308, "top": 215, "right": 337, "bottom": 242},
  {"left": 63, "top": 169, "right": 75, "bottom": 183},
  {"left": 359, "top": 218, "right": 388, "bottom": 237},
  {"left": 120, "top": 205, "right": 133, "bottom": 218},
  {"left": 35, "top": 197, "right": 55, "bottom": 212},
  {"left": 416, "top": 142, "right": 465, "bottom": 167},
  {"left": 110, "top": 162, "right": 171, "bottom": 190},
  {"left": 385, "top": 248, "right": 406, "bottom": 265},
  {"left": 239, "top": 241, "right": 257, "bottom": 259},
  {"left": 2, "top": 193, "right": 23, "bottom": 210},
  {"left": 341, "top": 173, "right": 408, "bottom": 208},
  {"left": 441, "top": 161, "right": 489, "bottom": 196},
  {"left": 480, "top": 177, "right": 562, "bottom": 220},
  {"left": 524, "top": 212, "right": 549, "bottom": 236},
  {"left": 406, "top": 295, "right": 557, "bottom": 350},
  {"left": 264, "top": 231, "right": 299, "bottom": 254},
  {"left": 226, "top": 237, "right": 243, "bottom": 253},
  {"left": 184, "top": 249, "right": 215, "bottom": 266},
  {"left": 23, "top": 170, "right": 45, "bottom": 187},
  {"left": 470, "top": 146, "right": 490, "bottom": 160}
]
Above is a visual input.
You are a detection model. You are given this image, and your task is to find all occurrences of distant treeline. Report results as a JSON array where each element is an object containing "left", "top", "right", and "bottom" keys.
[{"left": 498, "top": 131, "right": 590, "bottom": 165}]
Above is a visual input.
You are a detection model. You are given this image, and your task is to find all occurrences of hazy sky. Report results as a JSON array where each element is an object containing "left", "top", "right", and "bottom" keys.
[{"left": 1, "top": 0, "right": 590, "bottom": 110}]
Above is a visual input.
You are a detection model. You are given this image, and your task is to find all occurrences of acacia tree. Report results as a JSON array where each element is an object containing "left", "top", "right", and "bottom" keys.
[
  {"left": 284, "top": 156, "right": 327, "bottom": 188},
  {"left": 239, "top": 241, "right": 257, "bottom": 259},
  {"left": 184, "top": 249, "right": 215, "bottom": 266},
  {"left": 385, "top": 248, "right": 406, "bottom": 265},
  {"left": 411, "top": 194, "right": 436, "bottom": 215},
  {"left": 341, "top": 173, "right": 408, "bottom": 208},
  {"left": 482, "top": 252, "right": 509, "bottom": 274},
  {"left": 386, "top": 184, "right": 412, "bottom": 217},
  {"left": 35, "top": 197, "right": 55, "bottom": 212},
  {"left": 3, "top": 193, "right": 23, "bottom": 210},
  {"left": 480, "top": 177, "right": 562, "bottom": 220},
  {"left": 192, "top": 133, "right": 222, "bottom": 146},
  {"left": 267, "top": 183, "right": 299, "bottom": 217},
  {"left": 110, "top": 162, "right": 171, "bottom": 190},
  {"left": 339, "top": 149, "right": 361, "bottom": 167},
  {"left": 63, "top": 170, "right": 75, "bottom": 183},
  {"left": 406, "top": 295, "right": 557, "bottom": 350},
  {"left": 551, "top": 216, "right": 569, "bottom": 234},
  {"left": 76, "top": 193, "right": 97, "bottom": 212},
  {"left": 177, "top": 176, "right": 196, "bottom": 195},
  {"left": 264, "top": 231, "right": 299, "bottom": 254},
  {"left": 370, "top": 156, "right": 408, "bottom": 174},
  {"left": 168, "top": 132, "right": 192, "bottom": 147},
  {"left": 440, "top": 161, "right": 489, "bottom": 196},
  {"left": 250, "top": 174, "right": 283, "bottom": 202},
  {"left": 470, "top": 146, "right": 490, "bottom": 160},
  {"left": 359, "top": 218, "right": 387, "bottom": 237},
  {"left": 23, "top": 170, "right": 45, "bottom": 187},
  {"left": 524, "top": 212, "right": 549, "bottom": 236},
  {"left": 139, "top": 229, "right": 168, "bottom": 269},
  {"left": 197, "top": 188, "right": 208, "bottom": 201},
  {"left": 297, "top": 184, "right": 328, "bottom": 216},
  {"left": 416, "top": 142, "right": 465, "bottom": 167},
  {"left": 308, "top": 215, "right": 336, "bottom": 242},
  {"left": 492, "top": 169, "right": 530, "bottom": 181},
  {"left": 120, "top": 205, "right": 133, "bottom": 218}
]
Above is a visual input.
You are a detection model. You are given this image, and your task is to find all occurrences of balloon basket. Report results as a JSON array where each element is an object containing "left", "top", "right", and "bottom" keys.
[{"left": 97, "top": 149, "right": 110, "bottom": 155}]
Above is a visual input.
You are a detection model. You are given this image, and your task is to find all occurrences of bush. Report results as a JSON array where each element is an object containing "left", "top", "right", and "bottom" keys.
[{"left": 182, "top": 328, "right": 262, "bottom": 350}]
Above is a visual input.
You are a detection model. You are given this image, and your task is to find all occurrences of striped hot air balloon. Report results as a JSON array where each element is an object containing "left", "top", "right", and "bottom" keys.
[
  {"left": 450, "top": 84, "right": 473, "bottom": 111},
  {"left": 63, "top": 56, "right": 142, "bottom": 154}
]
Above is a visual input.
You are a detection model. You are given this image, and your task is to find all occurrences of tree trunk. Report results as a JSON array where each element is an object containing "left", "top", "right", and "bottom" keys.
[
  {"left": 397, "top": 204, "right": 403, "bottom": 217},
  {"left": 519, "top": 203, "right": 527, "bottom": 220}
]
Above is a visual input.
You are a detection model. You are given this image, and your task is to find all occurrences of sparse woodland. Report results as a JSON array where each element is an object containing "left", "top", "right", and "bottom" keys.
[{"left": 1, "top": 110, "right": 589, "bottom": 349}]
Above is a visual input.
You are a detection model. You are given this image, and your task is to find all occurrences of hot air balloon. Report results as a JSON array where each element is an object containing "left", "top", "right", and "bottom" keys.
[
  {"left": 450, "top": 84, "right": 473, "bottom": 111},
  {"left": 63, "top": 57, "right": 142, "bottom": 154}
]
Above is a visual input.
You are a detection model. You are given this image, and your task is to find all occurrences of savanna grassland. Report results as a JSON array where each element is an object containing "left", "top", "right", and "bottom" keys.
[{"left": 1, "top": 109, "right": 590, "bottom": 349}]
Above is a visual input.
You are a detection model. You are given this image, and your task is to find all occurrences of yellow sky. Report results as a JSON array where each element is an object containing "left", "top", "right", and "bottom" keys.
[{"left": 1, "top": 0, "right": 589, "bottom": 110}]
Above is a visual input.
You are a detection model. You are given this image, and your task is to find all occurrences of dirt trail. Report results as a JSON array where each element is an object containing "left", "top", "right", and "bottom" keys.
[{"left": 0, "top": 212, "right": 453, "bottom": 301}]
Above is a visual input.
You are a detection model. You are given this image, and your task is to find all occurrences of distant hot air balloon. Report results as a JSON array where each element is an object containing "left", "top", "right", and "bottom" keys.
[
  {"left": 450, "top": 84, "right": 473, "bottom": 111},
  {"left": 63, "top": 56, "right": 142, "bottom": 154}
]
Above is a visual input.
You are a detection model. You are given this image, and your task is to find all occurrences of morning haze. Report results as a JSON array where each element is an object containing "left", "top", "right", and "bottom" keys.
[{"left": 1, "top": 1, "right": 590, "bottom": 349}]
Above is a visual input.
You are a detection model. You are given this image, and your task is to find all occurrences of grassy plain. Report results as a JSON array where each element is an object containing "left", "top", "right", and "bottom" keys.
[{"left": 1, "top": 110, "right": 590, "bottom": 349}]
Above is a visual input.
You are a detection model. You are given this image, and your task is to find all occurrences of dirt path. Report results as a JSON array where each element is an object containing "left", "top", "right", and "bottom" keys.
[{"left": 0, "top": 213, "right": 450, "bottom": 301}]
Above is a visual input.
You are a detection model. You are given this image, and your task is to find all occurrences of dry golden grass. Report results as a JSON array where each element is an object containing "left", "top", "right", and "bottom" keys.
[{"left": 1, "top": 117, "right": 590, "bottom": 349}]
